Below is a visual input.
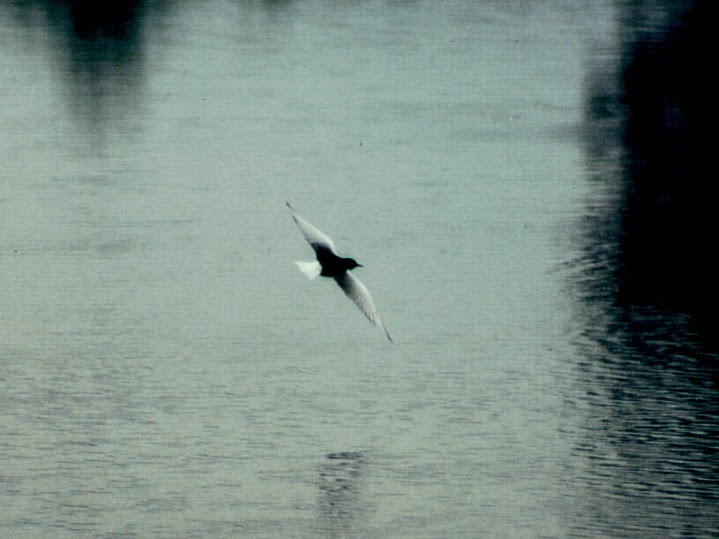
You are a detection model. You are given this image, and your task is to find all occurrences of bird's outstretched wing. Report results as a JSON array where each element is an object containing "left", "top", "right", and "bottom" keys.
[
  {"left": 286, "top": 202, "right": 337, "bottom": 254},
  {"left": 334, "top": 272, "right": 393, "bottom": 342}
]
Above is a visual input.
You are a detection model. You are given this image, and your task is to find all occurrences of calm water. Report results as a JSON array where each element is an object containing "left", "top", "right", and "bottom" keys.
[{"left": 1, "top": 1, "right": 717, "bottom": 537}]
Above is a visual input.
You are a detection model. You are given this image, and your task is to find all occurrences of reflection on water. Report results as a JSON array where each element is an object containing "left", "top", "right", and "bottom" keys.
[
  {"left": 583, "top": 0, "right": 715, "bottom": 335},
  {"left": 5, "top": 0, "right": 159, "bottom": 135},
  {"left": 569, "top": 303, "right": 719, "bottom": 536},
  {"left": 2, "top": 0, "right": 718, "bottom": 536},
  {"left": 573, "top": 0, "right": 719, "bottom": 535},
  {"left": 316, "top": 451, "right": 367, "bottom": 537}
]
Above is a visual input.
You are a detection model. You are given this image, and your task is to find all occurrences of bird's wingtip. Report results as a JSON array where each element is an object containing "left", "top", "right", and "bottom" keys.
[{"left": 381, "top": 323, "right": 393, "bottom": 343}]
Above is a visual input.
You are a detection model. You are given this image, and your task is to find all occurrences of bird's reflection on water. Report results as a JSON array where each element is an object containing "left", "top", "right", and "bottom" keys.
[{"left": 315, "top": 451, "right": 367, "bottom": 537}]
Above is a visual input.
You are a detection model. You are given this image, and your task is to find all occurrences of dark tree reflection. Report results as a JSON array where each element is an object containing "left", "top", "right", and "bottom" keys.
[
  {"left": 571, "top": 2, "right": 719, "bottom": 532},
  {"left": 580, "top": 0, "right": 716, "bottom": 350},
  {"left": 3, "top": 0, "right": 173, "bottom": 135},
  {"left": 616, "top": 2, "right": 713, "bottom": 324}
]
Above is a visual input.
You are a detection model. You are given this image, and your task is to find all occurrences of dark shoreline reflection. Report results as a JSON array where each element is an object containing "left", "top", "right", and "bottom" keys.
[{"left": 570, "top": 0, "right": 719, "bottom": 536}]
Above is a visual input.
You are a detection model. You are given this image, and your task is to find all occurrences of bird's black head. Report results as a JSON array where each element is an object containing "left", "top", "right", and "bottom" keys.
[{"left": 346, "top": 258, "right": 363, "bottom": 270}]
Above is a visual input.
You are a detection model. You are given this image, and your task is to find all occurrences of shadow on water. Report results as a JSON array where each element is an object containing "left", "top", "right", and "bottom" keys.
[
  {"left": 569, "top": 0, "right": 719, "bottom": 535},
  {"left": 315, "top": 451, "right": 368, "bottom": 537}
]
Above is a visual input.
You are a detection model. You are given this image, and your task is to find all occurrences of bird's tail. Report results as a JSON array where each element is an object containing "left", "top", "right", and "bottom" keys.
[{"left": 294, "top": 260, "right": 321, "bottom": 280}]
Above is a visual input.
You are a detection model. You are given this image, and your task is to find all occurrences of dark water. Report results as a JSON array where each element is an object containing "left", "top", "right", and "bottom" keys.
[
  {"left": 1, "top": 0, "right": 717, "bottom": 537},
  {"left": 570, "top": 0, "right": 719, "bottom": 535}
]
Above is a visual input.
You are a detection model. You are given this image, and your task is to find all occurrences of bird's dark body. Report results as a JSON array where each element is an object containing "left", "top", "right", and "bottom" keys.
[
  {"left": 287, "top": 201, "right": 391, "bottom": 341},
  {"left": 313, "top": 244, "right": 361, "bottom": 277}
]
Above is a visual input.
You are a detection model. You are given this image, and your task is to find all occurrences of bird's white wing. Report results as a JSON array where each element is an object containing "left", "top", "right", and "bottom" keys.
[
  {"left": 286, "top": 202, "right": 337, "bottom": 254},
  {"left": 335, "top": 272, "right": 392, "bottom": 342}
]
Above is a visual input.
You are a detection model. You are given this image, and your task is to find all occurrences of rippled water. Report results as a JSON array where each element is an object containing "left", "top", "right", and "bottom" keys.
[{"left": 1, "top": 1, "right": 717, "bottom": 537}]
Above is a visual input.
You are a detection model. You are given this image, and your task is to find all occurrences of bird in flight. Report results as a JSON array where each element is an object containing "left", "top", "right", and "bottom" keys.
[{"left": 287, "top": 202, "right": 392, "bottom": 342}]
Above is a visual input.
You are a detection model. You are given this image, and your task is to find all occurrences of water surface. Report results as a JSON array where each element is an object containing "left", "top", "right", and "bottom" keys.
[{"left": 1, "top": 1, "right": 717, "bottom": 537}]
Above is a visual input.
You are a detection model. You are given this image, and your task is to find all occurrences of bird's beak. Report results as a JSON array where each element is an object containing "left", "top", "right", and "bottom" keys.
[{"left": 357, "top": 263, "right": 364, "bottom": 267}]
